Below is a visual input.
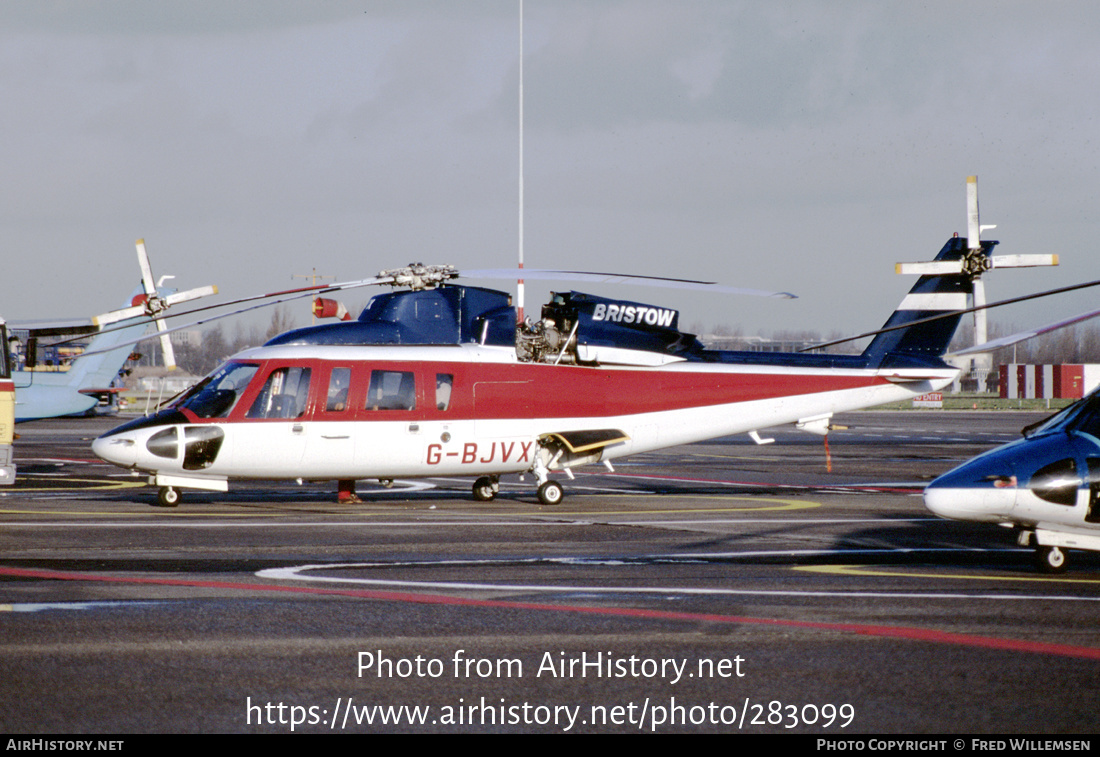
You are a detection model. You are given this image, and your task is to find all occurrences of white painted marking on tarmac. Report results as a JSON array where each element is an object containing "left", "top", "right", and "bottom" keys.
[
  {"left": 0, "top": 516, "right": 941, "bottom": 528},
  {"left": 0, "top": 601, "right": 161, "bottom": 612},
  {"left": 256, "top": 558, "right": 1100, "bottom": 602}
]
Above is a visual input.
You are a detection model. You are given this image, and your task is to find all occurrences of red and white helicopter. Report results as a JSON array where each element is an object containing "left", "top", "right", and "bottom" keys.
[
  {"left": 91, "top": 238, "right": 982, "bottom": 507},
  {"left": 94, "top": 176, "right": 1099, "bottom": 509}
]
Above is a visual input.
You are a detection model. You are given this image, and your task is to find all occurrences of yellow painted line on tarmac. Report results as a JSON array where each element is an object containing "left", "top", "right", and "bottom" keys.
[
  {"left": 796, "top": 564, "right": 1100, "bottom": 585},
  {"left": 0, "top": 508, "right": 287, "bottom": 517},
  {"left": 549, "top": 494, "right": 821, "bottom": 516},
  {"left": 4, "top": 478, "right": 147, "bottom": 492}
]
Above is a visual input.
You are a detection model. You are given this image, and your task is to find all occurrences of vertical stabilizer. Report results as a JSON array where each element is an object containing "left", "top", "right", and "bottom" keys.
[
  {"left": 863, "top": 236, "right": 995, "bottom": 367},
  {"left": 64, "top": 290, "right": 155, "bottom": 391},
  {"left": 14, "top": 287, "right": 161, "bottom": 422}
]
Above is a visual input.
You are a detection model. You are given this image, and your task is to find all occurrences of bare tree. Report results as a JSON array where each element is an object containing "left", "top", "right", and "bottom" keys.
[{"left": 265, "top": 305, "right": 298, "bottom": 341}]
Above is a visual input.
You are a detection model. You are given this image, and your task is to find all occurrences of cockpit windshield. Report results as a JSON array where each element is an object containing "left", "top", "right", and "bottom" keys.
[
  {"left": 178, "top": 362, "right": 259, "bottom": 419},
  {"left": 1023, "top": 386, "right": 1100, "bottom": 438}
]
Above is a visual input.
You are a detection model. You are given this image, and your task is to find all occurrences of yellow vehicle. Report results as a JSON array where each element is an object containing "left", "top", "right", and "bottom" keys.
[{"left": 0, "top": 316, "right": 15, "bottom": 483}]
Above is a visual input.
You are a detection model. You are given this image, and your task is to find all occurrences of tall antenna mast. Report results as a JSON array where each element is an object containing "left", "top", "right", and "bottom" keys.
[{"left": 517, "top": 0, "right": 525, "bottom": 322}]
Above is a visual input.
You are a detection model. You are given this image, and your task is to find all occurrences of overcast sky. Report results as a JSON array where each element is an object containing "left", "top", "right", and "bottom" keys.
[{"left": 2, "top": 0, "right": 1098, "bottom": 342}]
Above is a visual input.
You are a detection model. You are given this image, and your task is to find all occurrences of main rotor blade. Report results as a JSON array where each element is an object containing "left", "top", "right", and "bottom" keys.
[
  {"left": 458, "top": 268, "right": 797, "bottom": 299},
  {"left": 152, "top": 275, "right": 395, "bottom": 323},
  {"left": 76, "top": 264, "right": 789, "bottom": 355},
  {"left": 950, "top": 306, "right": 1100, "bottom": 356},
  {"left": 804, "top": 278, "right": 1100, "bottom": 352},
  {"left": 83, "top": 276, "right": 391, "bottom": 342},
  {"left": 73, "top": 275, "right": 394, "bottom": 360}
]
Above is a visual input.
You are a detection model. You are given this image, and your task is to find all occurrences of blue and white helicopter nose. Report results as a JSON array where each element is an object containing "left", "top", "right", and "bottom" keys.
[{"left": 923, "top": 446, "right": 1020, "bottom": 523}]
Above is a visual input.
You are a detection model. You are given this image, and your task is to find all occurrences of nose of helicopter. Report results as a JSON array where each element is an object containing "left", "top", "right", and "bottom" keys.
[
  {"left": 923, "top": 449, "right": 1019, "bottom": 523},
  {"left": 92, "top": 433, "right": 138, "bottom": 468}
]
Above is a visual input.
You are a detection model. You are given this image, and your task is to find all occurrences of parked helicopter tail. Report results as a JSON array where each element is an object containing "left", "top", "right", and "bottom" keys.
[
  {"left": 861, "top": 235, "right": 993, "bottom": 369},
  {"left": 12, "top": 240, "right": 217, "bottom": 422}
]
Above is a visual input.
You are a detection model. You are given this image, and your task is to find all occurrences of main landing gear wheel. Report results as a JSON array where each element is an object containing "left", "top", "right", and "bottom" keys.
[
  {"left": 156, "top": 486, "right": 181, "bottom": 507},
  {"left": 472, "top": 476, "right": 497, "bottom": 502},
  {"left": 537, "top": 480, "right": 564, "bottom": 506},
  {"left": 1035, "top": 545, "right": 1068, "bottom": 574}
]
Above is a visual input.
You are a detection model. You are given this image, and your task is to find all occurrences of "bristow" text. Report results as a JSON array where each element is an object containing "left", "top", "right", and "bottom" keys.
[{"left": 591, "top": 303, "right": 676, "bottom": 327}]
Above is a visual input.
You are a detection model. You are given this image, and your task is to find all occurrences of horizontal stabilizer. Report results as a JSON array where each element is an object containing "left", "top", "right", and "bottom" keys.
[
  {"left": 881, "top": 371, "right": 958, "bottom": 383},
  {"left": 540, "top": 429, "right": 630, "bottom": 454}
]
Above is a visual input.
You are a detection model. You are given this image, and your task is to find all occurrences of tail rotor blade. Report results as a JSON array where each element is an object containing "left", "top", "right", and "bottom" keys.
[
  {"left": 135, "top": 239, "right": 158, "bottom": 296},
  {"left": 155, "top": 317, "right": 176, "bottom": 370},
  {"left": 164, "top": 285, "right": 219, "bottom": 308}
]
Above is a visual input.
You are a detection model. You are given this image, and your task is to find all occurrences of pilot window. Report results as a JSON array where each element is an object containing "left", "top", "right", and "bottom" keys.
[
  {"left": 326, "top": 367, "right": 352, "bottom": 412},
  {"left": 1073, "top": 399, "right": 1100, "bottom": 437},
  {"left": 246, "top": 367, "right": 312, "bottom": 419},
  {"left": 366, "top": 370, "right": 415, "bottom": 411},
  {"left": 436, "top": 373, "right": 453, "bottom": 411},
  {"left": 180, "top": 362, "right": 259, "bottom": 419}
]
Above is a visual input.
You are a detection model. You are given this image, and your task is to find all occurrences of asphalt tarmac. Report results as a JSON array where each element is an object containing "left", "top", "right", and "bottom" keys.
[{"left": 2, "top": 410, "right": 1098, "bottom": 735}]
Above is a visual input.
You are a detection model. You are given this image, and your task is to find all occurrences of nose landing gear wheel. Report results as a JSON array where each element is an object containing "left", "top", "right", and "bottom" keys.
[
  {"left": 537, "top": 480, "right": 563, "bottom": 506},
  {"left": 1035, "top": 545, "right": 1068, "bottom": 573},
  {"left": 156, "top": 486, "right": 181, "bottom": 507}
]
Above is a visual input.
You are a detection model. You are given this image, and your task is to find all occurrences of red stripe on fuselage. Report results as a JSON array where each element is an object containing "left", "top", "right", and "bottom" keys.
[
  {"left": 191, "top": 356, "right": 885, "bottom": 425},
  {"left": 463, "top": 362, "right": 878, "bottom": 418}
]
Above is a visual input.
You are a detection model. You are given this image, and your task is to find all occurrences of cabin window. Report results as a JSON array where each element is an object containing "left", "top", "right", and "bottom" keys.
[
  {"left": 435, "top": 374, "right": 453, "bottom": 411},
  {"left": 247, "top": 366, "right": 312, "bottom": 419},
  {"left": 326, "top": 367, "right": 352, "bottom": 412},
  {"left": 180, "top": 362, "right": 259, "bottom": 419},
  {"left": 366, "top": 370, "right": 415, "bottom": 411}
]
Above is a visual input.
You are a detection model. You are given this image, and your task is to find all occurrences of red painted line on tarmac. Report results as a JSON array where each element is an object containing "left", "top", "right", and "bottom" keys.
[{"left": 3, "top": 565, "right": 1098, "bottom": 661}]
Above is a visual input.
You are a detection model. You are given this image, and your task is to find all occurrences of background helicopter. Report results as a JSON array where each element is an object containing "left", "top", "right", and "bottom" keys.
[
  {"left": 925, "top": 389, "right": 1100, "bottom": 573},
  {"left": 10, "top": 240, "right": 216, "bottom": 422}
]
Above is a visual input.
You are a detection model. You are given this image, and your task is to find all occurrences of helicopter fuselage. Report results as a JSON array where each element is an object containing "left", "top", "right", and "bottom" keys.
[{"left": 93, "top": 340, "right": 953, "bottom": 498}]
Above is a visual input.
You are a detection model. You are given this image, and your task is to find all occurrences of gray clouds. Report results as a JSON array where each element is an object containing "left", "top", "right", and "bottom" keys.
[{"left": 1, "top": 1, "right": 1097, "bottom": 339}]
